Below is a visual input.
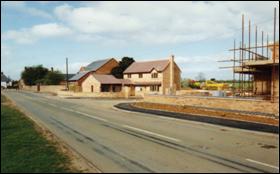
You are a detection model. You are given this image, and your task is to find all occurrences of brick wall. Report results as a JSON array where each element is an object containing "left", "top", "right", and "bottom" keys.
[
  {"left": 22, "top": 85, "right": 65, "bottom": 93},
  {"left": 95, "top": 59, "right": 119, "bottom": 74},
  {"left": 57, "top": 90, "right": 124, "bottom": 98},
  {"left": 82, "top": 74, "right": 101, "bottom": 92},
  {"left": 162, "top": 63, "right": 181, "bottom": 94}
]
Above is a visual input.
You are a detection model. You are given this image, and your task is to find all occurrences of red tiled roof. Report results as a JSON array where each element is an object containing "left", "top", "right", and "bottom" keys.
[
  {"left": 92, "top": 74, "right": 132, "bottom": 85},
  {"left": 123, "top": 59, "right": 169, "bottom": 74}
]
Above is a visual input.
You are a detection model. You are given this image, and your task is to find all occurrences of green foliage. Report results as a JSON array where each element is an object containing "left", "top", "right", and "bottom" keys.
[
  {"left": 1, "top": 95, "right": 73, "bottom": 173},
  {"left": 188, "top": 79, "right": 201, "bottom": 89},
  {"left": 43, "top": 71, "right": 64, "bottom": 85},
  {"left": 181, "top": 78, "right": 190, "bottom": 89},
  {"left": 181, "top": 78, "right": 201, "bottom": 89},
  {"left": 111, "top": 57, "right": 135, "bottom": 79},
  {"left": 21, "top": 65, "right": 64, "bottom": 85},
  {"left": 21, "top": 65, "right": 48, "bottom": 86},
  {"left": 210, "top": 78, "right": 216, "bottom": 81}
]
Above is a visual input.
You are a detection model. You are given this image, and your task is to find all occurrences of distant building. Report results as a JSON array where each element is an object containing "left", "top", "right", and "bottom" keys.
[{"left": 1, "top": 72, "right": 12, "bottom": 89}]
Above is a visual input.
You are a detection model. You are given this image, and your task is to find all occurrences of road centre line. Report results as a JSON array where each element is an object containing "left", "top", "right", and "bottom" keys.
[
  {"left": 60, "top": 107, "right": 75, "bottom": 112},
  {"left": 122, "top": 125, "right": 181, "bottom": 143},
  {"left": 34, "top": 98, "right": 108, "bottom": 123},
  {"left": 74, "top": 110, "right": 108, "bottom": 122},
  {"left": 39, "top": 99, "right": 180, "bottom": 143},
  {"left": 246, "top": 159, "right": 279, "bottom": 170}
]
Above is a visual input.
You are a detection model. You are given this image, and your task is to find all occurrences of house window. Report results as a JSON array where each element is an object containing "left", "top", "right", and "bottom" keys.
[
  {"left": 127, "top": 74, "right": 131, "bottom": 78},
  {"left": 151, "top": 73, "right": 158, "bottom": 78},
  {"left": 101, "top": 84, "right": 110, "bottom": 92},
  {"left": 139, "top": 73, "right": 143, "bottom": 78},
  {"left": 150, "top": 85, "right": 159, "bottom": 92}
]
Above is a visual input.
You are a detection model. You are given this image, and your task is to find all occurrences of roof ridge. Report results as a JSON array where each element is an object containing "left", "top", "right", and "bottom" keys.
[
  {"left": 132, "top": 59, "right": 169, "bottom": 63},
  {"left": 86, "top": 58, "right": 112, "bottom": 67}
]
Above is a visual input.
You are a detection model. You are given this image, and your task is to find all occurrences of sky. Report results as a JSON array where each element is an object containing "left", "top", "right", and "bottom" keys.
[{"left": 1, "top": 1, "right": 279, "bottom": 80}]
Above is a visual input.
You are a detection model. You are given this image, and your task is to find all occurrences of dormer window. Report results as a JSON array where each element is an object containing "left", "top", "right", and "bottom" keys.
[{"left": 151, "top": 73, "right": 158, "bottom": 78}]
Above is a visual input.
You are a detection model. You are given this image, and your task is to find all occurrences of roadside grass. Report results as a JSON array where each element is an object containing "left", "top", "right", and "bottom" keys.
[{"left": 1, "top": 94, "right": 74, "bottom": 173}]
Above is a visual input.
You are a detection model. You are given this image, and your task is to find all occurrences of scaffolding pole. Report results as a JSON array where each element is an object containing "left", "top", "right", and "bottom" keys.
[
  {"left": 241, "top": 14, "right": 244, "bottom": 96},
  {"left": 271, "top": 7, "right": 276, "bottom": 103},
  {"left": 233, "top": 39, "right": 236, "bottom": 95},
  {"left": 219, "top": 8, "right": 278, "bottom": 101}
]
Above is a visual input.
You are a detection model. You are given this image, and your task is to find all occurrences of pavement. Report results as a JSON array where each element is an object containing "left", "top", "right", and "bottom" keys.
[
  {"left": 2, "top": 90, "right": 279, "bottom": 173},
  {"left": 115, "top": 103, "right": 279, "bottom": 134}
]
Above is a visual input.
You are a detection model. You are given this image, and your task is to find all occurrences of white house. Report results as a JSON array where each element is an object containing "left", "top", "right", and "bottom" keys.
[{"left": 1, "top": 72, "right": 12, "bottom": 89}]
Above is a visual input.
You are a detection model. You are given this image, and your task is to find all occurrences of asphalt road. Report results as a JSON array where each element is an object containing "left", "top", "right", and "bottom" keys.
[{"left": 2, "top": 90, "right": 279, "bottom": 173}]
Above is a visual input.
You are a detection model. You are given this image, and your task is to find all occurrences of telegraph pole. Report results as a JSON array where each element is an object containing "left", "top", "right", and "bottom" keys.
[{"left": 66, "top": 57, "right": 69, "bottom": 91}]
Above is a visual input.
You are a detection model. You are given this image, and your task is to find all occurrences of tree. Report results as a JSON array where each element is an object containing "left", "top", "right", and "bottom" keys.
[
  {"left": 21, "top": 65, "right": 48, "bottom": 86},
  {"left": 195, "top": 72, "right": 206, "bottom": 82},
  {"left": 43, "top": 70, "right": 64, "bottom": 85},
  {"left": 21, "top": 65, "right": 64, "bottom": 85},
  {"left": 180, "top": 78, "right": 189, "bottom": 89},
  {"left": 111, "top": 57, "right": 135, "bottom": 78}
]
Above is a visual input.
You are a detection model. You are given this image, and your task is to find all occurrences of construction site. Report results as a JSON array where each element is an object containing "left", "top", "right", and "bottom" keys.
[
  {"left": 220, "top": 8, "right": 279, "bottom": 103},
  {"left": 125, "top": 8, "right": 279, "bottom": 125}
]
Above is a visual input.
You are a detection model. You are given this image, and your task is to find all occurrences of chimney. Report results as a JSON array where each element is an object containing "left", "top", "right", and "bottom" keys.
[
  {"left": 169, "top": 54, "right": 175, "bottom": 94},
  {"left": 80, "top": 66, "right": 85, "bottom": 72}
]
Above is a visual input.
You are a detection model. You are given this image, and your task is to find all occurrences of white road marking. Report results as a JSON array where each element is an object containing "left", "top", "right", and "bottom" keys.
[
  {"left": 122, "top": 125, "right": 181, "bottom": 142},
  {"left": 48, "top": 103, "right": 57, "bottom": 107},
  {"left": 60, "top": 107, "right": 74, "bottom": 112},
  {"left": 75, "top": 110, "right": 108, "bottom": 122},
  {"left": 32, "top": 99, "right": 108, "bottom": 123},
  {"left": 246, "top": 159, "right": 279, "bottom": 170}
]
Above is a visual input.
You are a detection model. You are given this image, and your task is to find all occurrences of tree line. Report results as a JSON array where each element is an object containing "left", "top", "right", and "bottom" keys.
[{"left": 21, "top": 65, "right": 64, "bottom": 86}]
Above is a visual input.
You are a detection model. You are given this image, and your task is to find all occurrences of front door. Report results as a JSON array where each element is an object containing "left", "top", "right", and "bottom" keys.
[{"left": 130, "top": 85, "right": 135, "bottom": 96}]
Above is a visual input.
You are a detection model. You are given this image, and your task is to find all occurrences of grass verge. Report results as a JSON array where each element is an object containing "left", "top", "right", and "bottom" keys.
[{"left": 1, "top": 94, "right": 75, "bottom": 173}]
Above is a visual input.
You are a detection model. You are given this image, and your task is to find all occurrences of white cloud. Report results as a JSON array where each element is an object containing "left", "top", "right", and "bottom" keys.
[
  {"left": 55, "top": 61, "right": 90, "bottom": 74},
  {"left": 2, "top": 1, "right": 52, "bottom": 19},
  {"left": 31, "top": 23, "right": 72, "bottom": 37},
  {"left": 54, "top": 4, "right": 142, "bottom": 34},
  {"left": 174, "top": 52, "right": 232, "bottom": 79},
  {"left": 53, "top": 1, "right": 278, "bottom": 45},
  {"left": 3, "top": 2, "right": 278, "bottom": 45},
  {"left": 2, "top": 23, "right": 72, "bottom": 44},
  {"left": 1, "top": 44, "right": 11, "bottom": 60}
]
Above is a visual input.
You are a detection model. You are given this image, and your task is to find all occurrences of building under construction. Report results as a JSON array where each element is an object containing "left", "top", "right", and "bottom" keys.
[{"left": 223, "top": 8, "right": 279, "bottom": 103}]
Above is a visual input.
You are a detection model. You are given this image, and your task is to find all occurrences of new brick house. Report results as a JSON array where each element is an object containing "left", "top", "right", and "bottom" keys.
[
  {"left": 69, "top": 55, "right": 181, "bottom": 96},
  {"left": 123, "top": 55, "right": 181, "bottom": 96},
  {"left": 69, "top": 58, "right": 121, "bottom": 92}
]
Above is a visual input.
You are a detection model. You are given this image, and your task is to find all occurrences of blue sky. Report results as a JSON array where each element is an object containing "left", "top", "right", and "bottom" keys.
[{"left": 1, "top": 1, "right": 279, "bottom": 80}]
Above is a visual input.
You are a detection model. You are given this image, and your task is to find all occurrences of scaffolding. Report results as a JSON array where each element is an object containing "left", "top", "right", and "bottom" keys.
[{"left": 219, "top": 8, "right": 279, "bottom": 102}]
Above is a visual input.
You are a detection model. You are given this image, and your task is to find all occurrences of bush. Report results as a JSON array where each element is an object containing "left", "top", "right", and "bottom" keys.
[
  {"left": 44, "top": 71, "right": 64, "bottom": 85},
  {"left": 21, "top": 65, "right": 48, "bottom": 86},
  {"left": 21, "top": 65, "right": 64, "bottom": 86},
  {"left": 111, "top": 57, "right": 135, "bottom": 79}
]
